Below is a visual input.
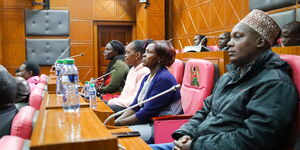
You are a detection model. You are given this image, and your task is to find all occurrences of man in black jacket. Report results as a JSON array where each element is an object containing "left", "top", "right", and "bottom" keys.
[
  {"left": 0, "top": 65, "right": 18, "bottom": 138},
  {"left": 151, "top": 9, "right": 297, "bottom": 150}
]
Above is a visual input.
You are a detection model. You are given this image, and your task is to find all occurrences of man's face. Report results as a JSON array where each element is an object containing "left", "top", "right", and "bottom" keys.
[
  {"left": 218, "top": 33, "right": 230, "bottom": 49},
  {"left": 227, "top": 23, "right": 261, "bottom": 68},
  {"left": 193, "top": 35, "right": 201, "bottom": 46},
  {"left": 18, "top": 64, "right": 31, "bottom": 80},
  {"left": 281, "top": 28, "right": 300, "bottom": 46}
]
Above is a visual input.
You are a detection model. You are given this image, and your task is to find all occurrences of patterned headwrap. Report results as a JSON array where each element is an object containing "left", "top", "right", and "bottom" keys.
[{"left": 240, "top": 9, "right": 280, "bottom": 45}]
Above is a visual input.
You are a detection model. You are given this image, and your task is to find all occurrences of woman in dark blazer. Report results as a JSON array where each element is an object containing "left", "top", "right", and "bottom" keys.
[{"left": 115, "top": 40, "right": 182, "bottom": 143}]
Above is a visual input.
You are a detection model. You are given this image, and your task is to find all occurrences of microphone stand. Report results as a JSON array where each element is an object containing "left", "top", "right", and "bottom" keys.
[
  {"left": 63, "top": 53, "right": 85, "bottom": 60},
  {"left": 198, "top": 36, "right": 219, "bottom": 51},
  {"left": 50, "top": 45, "right": 70, "bottom": 72},
  {"left": 90, "top": 70, "right": 116, "bottom": 83},
  {"left": 103, "top": 84, "right": 181, "bottom": 125}
]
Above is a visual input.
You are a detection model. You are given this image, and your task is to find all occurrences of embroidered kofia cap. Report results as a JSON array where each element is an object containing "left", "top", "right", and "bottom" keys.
[{"left": 240, "top": 9, "right": 280, "bottom": 45}]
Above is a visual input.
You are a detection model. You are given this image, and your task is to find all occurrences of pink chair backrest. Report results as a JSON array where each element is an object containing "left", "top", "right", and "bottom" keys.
[
  {"left": 279, "top": 55, "right": 300, "bottom": 94},
  {"left": 280, "top": 54, "right": 300, "bottom": 132},
  {"left": 10, "top": 106, "right": 35, "bottom": 139},
  {"left": 29, "top": 87, "right": 43, "bottom": 110},
  {"left": 207, "top": 45, "right": 219, "bottom": 51},
  {"left": 39, "top": 74, "right": 47, "bottom": 84},
  {"left": 0, "top": 136, "right": 24, "bottom": 150},
  {"left": 181, "top": 59, "right": 215, "bottom": 114},
  {"left": 35, "top": 82, "right": 46, "bottom": 91},
  {"left": 169, "top": 59, "right": 185, "bottom": 85}
]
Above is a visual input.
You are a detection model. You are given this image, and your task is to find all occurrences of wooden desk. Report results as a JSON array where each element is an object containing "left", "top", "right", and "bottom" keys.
[
  {"left": 30, "top": 108, "right": 118, "bottom": 150},
  {"left": 272, "top": 46, "right": 300, "bottom": 55},
  {"left": 47, "top": 75, "right": 56, "bottom": 93},
  {"left": 176, "top": 51, "right": 229, "bottom": 75},
  {"left": 92, "top": 98, "right": 115, "bottom": 126},
  {"left": 43, "top": 92, "right": 114, "bottom": 125},
  {"left": 42, "top": 92, "right": 89, "bottom": 109},
  {"left": 109, "top": 127, "right": 152, "bottom": 150}
]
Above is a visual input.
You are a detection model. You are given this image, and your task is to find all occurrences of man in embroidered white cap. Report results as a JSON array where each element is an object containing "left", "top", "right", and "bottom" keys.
[{"left": 150, "top": 9, "right": 297, "bottom": 150}]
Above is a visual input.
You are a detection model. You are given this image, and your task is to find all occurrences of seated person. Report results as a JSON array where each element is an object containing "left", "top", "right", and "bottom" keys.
[
  {"left": 0, "top": 65, "right": 18, "bottom": 138},
  {"left": 281, "top": 21, "right": 300, "bottom": 46},
  {"left": 15, "top": 68, "right": 20, "bottom": 77},
  {"left": 151, "top": 9, "right": 297, "bottom": 150},
  {"left": 14, "top": 77, "right": 30, "bottom": 109},
  {"left": 18, "top": 61, "right": 40, "bottom": 91},
  {"left": 97, "top": 40, "right": 129, "bottom": 99},
  {"left": 115, "top": 40, "right": 182, "bottom": 143},
  {"left": 107, "top": 40, "right": 150, "bottom": 112},
  {"left": 192, "top": 35, "right": 210, "bottom": 52},
  {"left": 218, "top": 32, "right": 231, "bottom": 50}
]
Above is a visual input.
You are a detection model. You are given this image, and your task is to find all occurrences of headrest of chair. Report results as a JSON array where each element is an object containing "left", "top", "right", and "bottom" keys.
[
  {"left": 25, "top": 9, "right": 70, "bottom": 36},
  {"left": 26, "top": 39, "right": 70, "bottom": 66},
  {"left": 183, "top": 59, "right": 215, "bottom": 89},
  {"left": 280, "top": 54, "right": 300, "bottom": 94},
  {"left": 169, "top": 59, "right": 184, "bottom": 85},
  {"left": 270, "top": 9, "right": 296, "bottom": 28},
  {"left": 249, "top": 0, "right": 295, "bottom": 11}
]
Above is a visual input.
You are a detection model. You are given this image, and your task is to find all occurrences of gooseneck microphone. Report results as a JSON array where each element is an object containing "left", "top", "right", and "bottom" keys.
[
  {"left": 53, "top": 45, "right": 71, "bottom": 67},
  {"left": 90, "top": 70, "right": 116, "bottom": 83},
  {"left": 198, "top": 36, "right": 219, "bottom": 46},
  {"left": 103, "top": 84, "right": 181, "bottom": 125},
  {"left": 63, "top": 53, "right": 85, "bottom": 60}
]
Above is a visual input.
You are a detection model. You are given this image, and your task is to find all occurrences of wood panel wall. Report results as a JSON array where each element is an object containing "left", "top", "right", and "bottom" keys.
[
  {"left": 0, "top": 0, "right": 2, "bottom": 65},
  {"left": 136, "top": 0, "right": 165, "bottom": 40},
  {"left": 169, "top": 0, "right": 250, "bottom": 51},
  {"left": 0, "top": 0, "right": 141, "bottom": 82}
]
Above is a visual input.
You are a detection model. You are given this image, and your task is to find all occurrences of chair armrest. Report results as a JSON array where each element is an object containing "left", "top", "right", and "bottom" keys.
[{"left": 152, "top": 114, "right": 193, "bottom": 121}]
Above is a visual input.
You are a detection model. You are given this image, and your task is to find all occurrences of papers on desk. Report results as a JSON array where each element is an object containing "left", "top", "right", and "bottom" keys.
[{"left": 183, "top": 46, "right": 204, "bottom": 53}]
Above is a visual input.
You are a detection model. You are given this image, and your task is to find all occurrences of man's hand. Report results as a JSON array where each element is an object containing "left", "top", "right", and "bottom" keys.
[{"left": 173, "top": 135, "right": 192, "bottom": 150}]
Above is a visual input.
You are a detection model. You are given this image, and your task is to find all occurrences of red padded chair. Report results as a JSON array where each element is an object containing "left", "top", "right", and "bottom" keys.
[
  {"left": 153, "top": 59, "right": 216, "bottom": 143},
  {"left": 0, "top": 136, "right": 24, "bottom": 150},
  {"left": 168, "top": 59, "right": 185, "bottom": 85},
  {"left": 39, "top": 74, "right": 47, "bottom": 84},
  {"left": 10, "top": 106, "right": 36, "bottom": 139},
  {"left": 207, "top": 45, "right": 219, "bottom": 51},
  {"left": 29, "top": 84, "right": 44, "bottom": 110},
  {"left": 280, "top": 54, "right": 300, "bottom": 149}
]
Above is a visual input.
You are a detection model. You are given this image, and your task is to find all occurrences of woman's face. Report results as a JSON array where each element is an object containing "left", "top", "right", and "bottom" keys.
[
  {"left": 104, "top": 43, "right": 118, "bottom": 60},
  {"left": 124, "top": 43, "right": 139, "bottom": 66},
  {"left": 142, "top": 43, "right": 159, "bottom": 69}
]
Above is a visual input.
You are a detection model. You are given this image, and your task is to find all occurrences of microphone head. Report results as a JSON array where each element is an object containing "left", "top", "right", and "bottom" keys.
[
  {"left": 80, "top": 53, "right": 85, "bottom": 56},
  {"left": 111, "top": 70, "right": 116, "bottom": 73}
]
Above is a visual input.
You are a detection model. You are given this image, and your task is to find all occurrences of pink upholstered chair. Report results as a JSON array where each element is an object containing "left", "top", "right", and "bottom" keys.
[
  {"left": 39, "top": 74, "right": 47, "bottom": 84},
  {"left": 168, "top": 59, "right": 185, "bottom": 85},
  {"left": 279, "top": 54, "right": 300, "bottom": 150},
  {"left": 35, "top": 82, "right": 46, "bottom": 91},
  {"left": 10, "top": 106, "right": 36, "bottom": 139},
  {"left": 207, "top": 45, "right": 219, "bottom": 51},
  {"left": 0, "top": 136, "right": 24, "bottom": 150},
  {"left": 153, "top": 59, "right": 216, "bottom": 143},
  {"left": 29, "top": 86, "right": 43, "bottom": 110}
]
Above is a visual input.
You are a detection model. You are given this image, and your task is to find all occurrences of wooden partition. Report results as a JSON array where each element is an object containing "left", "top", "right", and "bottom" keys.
[
  {"left": 272, "top": 46, "right": 300, "bottom": 55},
  {"left": 168, "top": 0, "right": 249, "bottom": 51},
  {"left": 30, "top": 107, "right": 118, "bottom": 150},
  {"left": 176, "top": 51, "right": 230, "bottom": 76},
  {"left": 31, "top": 80, "right": 151, "bottom": 150}
]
